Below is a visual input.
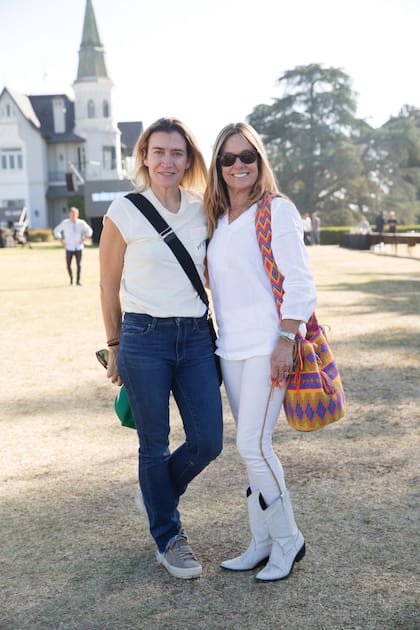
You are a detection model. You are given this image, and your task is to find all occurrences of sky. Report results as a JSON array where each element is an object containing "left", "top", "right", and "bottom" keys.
[{"left": 1, "top": 0, "right": 419, "bottom": 163}]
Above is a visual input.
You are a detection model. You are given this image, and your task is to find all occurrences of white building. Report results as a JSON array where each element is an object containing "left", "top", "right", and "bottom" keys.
[{"left": 0, "top": 0, "right": 142, "bottom": 233}]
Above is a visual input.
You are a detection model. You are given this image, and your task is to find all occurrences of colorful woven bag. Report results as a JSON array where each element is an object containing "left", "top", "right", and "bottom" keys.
[{"left": 255, "top": 194, "right": 346, "bottom": 431}]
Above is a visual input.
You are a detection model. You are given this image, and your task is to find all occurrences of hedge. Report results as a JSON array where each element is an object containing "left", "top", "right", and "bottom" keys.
[{"left": 319, "top": 225, "right": 420, "bottom": 246}]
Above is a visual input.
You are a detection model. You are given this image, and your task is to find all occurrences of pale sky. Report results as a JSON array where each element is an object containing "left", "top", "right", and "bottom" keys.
[{"left": 1, "top": 0, "right": 419, "bottom": 162}]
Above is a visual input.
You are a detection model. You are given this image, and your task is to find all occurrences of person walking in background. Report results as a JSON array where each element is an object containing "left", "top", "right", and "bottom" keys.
[
  {"left": 302, "top": 212, "right": 312, "bottom": 245},
  {"left": 53, "top": 207, "right": 92, "bottom": 285},
  {"left": 311, "top": 211, "right": 321, "bottom": 245},
  {"left": 99, "top": 118, "right": 223, "bottom": 580},
  {"left": 204, "top": 122, "right": 316, "bottom": 582}
]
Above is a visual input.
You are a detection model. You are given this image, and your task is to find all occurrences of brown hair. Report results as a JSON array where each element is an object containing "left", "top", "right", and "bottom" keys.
[
  {"left": 204, "top": 122, "right": 281, "bottom": 237},
  {"left": 133, "top": 117, "right": 207, "bottom": 193}
]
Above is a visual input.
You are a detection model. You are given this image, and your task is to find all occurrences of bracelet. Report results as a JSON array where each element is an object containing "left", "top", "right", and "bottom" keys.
[
  {"left": 278, "top": 331, "right": 296, "bottom": 344},
  {"left": 107, "top": 338, "right": 120, "bottom": 347}
]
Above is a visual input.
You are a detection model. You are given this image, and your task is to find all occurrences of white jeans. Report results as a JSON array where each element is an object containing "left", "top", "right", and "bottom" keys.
[{"left": 221, "top": 354, "right": 287, "bottom": 506}]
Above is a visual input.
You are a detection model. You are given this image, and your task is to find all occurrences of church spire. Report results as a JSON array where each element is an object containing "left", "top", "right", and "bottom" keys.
[{"left": 76, "top": 0, "right": 109, "bottom": 81}]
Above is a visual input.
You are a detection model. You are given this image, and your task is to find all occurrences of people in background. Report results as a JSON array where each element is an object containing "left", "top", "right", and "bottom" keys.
[
  {"left": 302, "top": 213, "right": 312, "bottom": 245},
  {"left": 358, "top": 216, "right": 370, "bottom": 234},
  {"left": 374, "top": 210, "right": 386, "bottom": 233},
  {"left": 311, "top": 212, "right": 321, "bottom": 245},
  {"left": 53, "top": 207, "right": 92, "bottom": 285},
  {"left": 387, "top": 211, "right": 398, "bottom": 233}
]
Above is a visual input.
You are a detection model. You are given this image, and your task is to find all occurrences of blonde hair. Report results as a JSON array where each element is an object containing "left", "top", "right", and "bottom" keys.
[
  {"left": 133, "top": 117, "right": 207, "bottom": 193},
  {"left": 204, "top": 122, "right": 280, "bottom": 237}
]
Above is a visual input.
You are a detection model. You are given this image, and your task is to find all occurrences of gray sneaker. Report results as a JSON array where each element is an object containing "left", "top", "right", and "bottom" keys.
[{"left": 157, "top": 532, "right": 202, "bottom": 579}]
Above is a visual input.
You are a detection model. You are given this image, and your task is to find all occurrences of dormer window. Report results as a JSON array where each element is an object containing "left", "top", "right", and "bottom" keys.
[
  {"left": 52, "top": 97, "right": 66, "bottom": 133},
  {"left": 88, "top": 100, "right": 95, "bottom": 119}
]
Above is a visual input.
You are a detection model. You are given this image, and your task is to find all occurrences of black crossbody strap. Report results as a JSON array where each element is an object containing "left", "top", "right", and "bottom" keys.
[{"left": 125, "top": 192, "right": 209, "bottom": 308}]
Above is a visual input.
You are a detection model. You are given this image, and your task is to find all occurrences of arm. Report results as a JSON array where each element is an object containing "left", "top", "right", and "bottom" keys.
[
  {"left": 270, "top": 200, "right": 317, "bottom": 382},
  {"left": 99, "top": 217, "right": 126, "bottom": 386},
  {"left": 53, "top": 221, "right": 65, "bottom": 245},
  {"left": 83, "top": 221, "right": 93, "bottom": 241}
]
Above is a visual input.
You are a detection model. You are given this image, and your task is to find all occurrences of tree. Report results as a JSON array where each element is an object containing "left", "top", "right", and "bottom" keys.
[
  {"left": 371, "top": 107, "right": 420, "bottom": 224},
  {"left": 248, "top": 64, "right": 372, "bottom": 225}
]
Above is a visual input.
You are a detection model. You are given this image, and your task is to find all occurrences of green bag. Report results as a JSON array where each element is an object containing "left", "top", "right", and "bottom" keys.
[
  {"left": 96, "top": 349, "right": 136, "bottom": 430},
  {"left": 114, "top": 385, "right": 136, "bottom": 429}
]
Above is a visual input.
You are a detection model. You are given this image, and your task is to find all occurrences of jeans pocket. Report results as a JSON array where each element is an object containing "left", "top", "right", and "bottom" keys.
[{"left": 122, "top": 315, "right": 154, "bottom": 337}]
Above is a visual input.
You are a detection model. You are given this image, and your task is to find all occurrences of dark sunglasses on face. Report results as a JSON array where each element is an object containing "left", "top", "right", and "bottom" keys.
[{"left": 218, "top": 149, "right": 258, "bottom": 167}]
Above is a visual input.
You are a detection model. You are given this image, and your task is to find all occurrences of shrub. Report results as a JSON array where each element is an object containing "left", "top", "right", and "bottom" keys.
[{"left": 29, "top": 229, "right": 53, "bottom": 243}]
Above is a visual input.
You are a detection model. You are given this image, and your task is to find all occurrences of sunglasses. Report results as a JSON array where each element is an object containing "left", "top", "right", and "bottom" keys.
[
  {"left": 96, "top": 348, "right": 109, "bottom": 369},
  {"left": 218, "top": 150, "right": 258, "bottom": 167}
]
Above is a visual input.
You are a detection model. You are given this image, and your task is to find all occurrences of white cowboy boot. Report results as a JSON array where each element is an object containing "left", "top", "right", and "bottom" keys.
[
  {"left": 221, "top": 489, "right": 271, "bottom": 571},
  {"left": 256, "top": 490, "right": 305, "bottom": 581}
]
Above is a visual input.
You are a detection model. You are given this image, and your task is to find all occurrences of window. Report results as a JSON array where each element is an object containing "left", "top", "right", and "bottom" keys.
[
  {"left": 1, "top": 104, "right": 12, "bottom": 118},
  {"left": 0, "top": 148, "right": 23, "bottom": 170},
  {"left": 103, "top": 100, "right": 110, "bottom": 117},
  {"left": 103, "top": 146, "right": 116, "bottom": 170},
  {"left": 88, "top": 100, "right": 95, "bottom": 118}
]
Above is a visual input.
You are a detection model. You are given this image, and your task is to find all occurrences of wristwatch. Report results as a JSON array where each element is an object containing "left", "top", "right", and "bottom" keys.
[{"left": 279, "top": 331, "right": 296, "bottom": 343}]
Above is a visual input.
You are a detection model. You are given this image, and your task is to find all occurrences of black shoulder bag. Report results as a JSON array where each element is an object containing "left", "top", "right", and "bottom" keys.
[{"left": 125, "top": 192, "right": 222, "bottom": 386}]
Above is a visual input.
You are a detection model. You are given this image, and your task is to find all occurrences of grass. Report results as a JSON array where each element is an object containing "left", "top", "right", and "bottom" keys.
[{"left": 0, "top": 243, "right": 419, "bottom": 630}]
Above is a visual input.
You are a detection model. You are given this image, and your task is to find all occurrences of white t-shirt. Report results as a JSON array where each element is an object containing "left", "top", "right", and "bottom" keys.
[
  {"left": 207, "top": 196, "right": 317, "bottom": 360},
  {"left": 105, "top": 188, "right": 208, "bottom": 317}
]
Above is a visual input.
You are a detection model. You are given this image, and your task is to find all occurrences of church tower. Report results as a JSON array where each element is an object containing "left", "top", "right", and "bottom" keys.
[{"left": 73, "top": 0, "right": 122, "bottom": 180}]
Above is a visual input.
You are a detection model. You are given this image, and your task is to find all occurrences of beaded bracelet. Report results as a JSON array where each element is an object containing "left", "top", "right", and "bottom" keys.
[{"left": 107, "top": 338, "right": 120, "bottom": 347}]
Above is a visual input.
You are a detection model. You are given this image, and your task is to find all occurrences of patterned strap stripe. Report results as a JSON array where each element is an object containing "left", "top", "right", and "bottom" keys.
[{"left": 255, "top": 194, "right": 284, "bottom": 319}]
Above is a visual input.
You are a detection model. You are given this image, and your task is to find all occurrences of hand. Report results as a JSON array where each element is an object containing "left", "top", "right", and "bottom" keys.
[
  {"left": 270, "top": 339, "right": 294, "bottom": 384},
  {"left": 106, "top": 347, "right": 123, "bottom": 386}
]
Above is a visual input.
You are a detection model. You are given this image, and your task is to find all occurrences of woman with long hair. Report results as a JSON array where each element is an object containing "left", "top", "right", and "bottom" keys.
[{"left": 205, "top": 122, "right": 316, "bottom": 582}]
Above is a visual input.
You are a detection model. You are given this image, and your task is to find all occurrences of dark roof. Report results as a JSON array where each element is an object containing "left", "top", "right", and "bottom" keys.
[
  {"left": 118, "top": 121, "right": 143, "bottom": 153},
  {"left": 27, "top": 95, "right": 85, "bottom": 142}
]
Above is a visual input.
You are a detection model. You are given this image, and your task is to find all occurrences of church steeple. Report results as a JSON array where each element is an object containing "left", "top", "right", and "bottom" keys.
[
  {"left": 76, "top": 0, "right": 109, "bottom": 81},
  {"left": 72, "top": 0, "right": 122, "bottom": 180}
]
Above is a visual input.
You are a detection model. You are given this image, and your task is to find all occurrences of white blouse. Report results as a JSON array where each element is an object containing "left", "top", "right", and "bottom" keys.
[
  {"left": 207, "top": 196, "right": 317, "bottom": 360},
  {"left": 105, "top": 187, "right": 208, "bottom": 318}
]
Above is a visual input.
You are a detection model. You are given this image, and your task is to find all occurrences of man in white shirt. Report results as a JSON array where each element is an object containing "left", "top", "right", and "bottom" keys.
[
  {"left": 53, "top": 207, "right": 93, "bottom": 285},
  {"left": 302, "top": 213, "right": 312, "bottom": 245}
]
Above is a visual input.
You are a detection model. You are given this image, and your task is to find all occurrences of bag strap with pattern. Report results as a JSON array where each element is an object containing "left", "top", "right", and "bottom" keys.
[{"left": 254, "top": 194, "right": 318, "bottom": 334}]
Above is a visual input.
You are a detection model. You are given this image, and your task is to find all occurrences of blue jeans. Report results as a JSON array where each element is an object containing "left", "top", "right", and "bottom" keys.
[{"left": 118, "top": 313, "right": 223, "bottom": 553}]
